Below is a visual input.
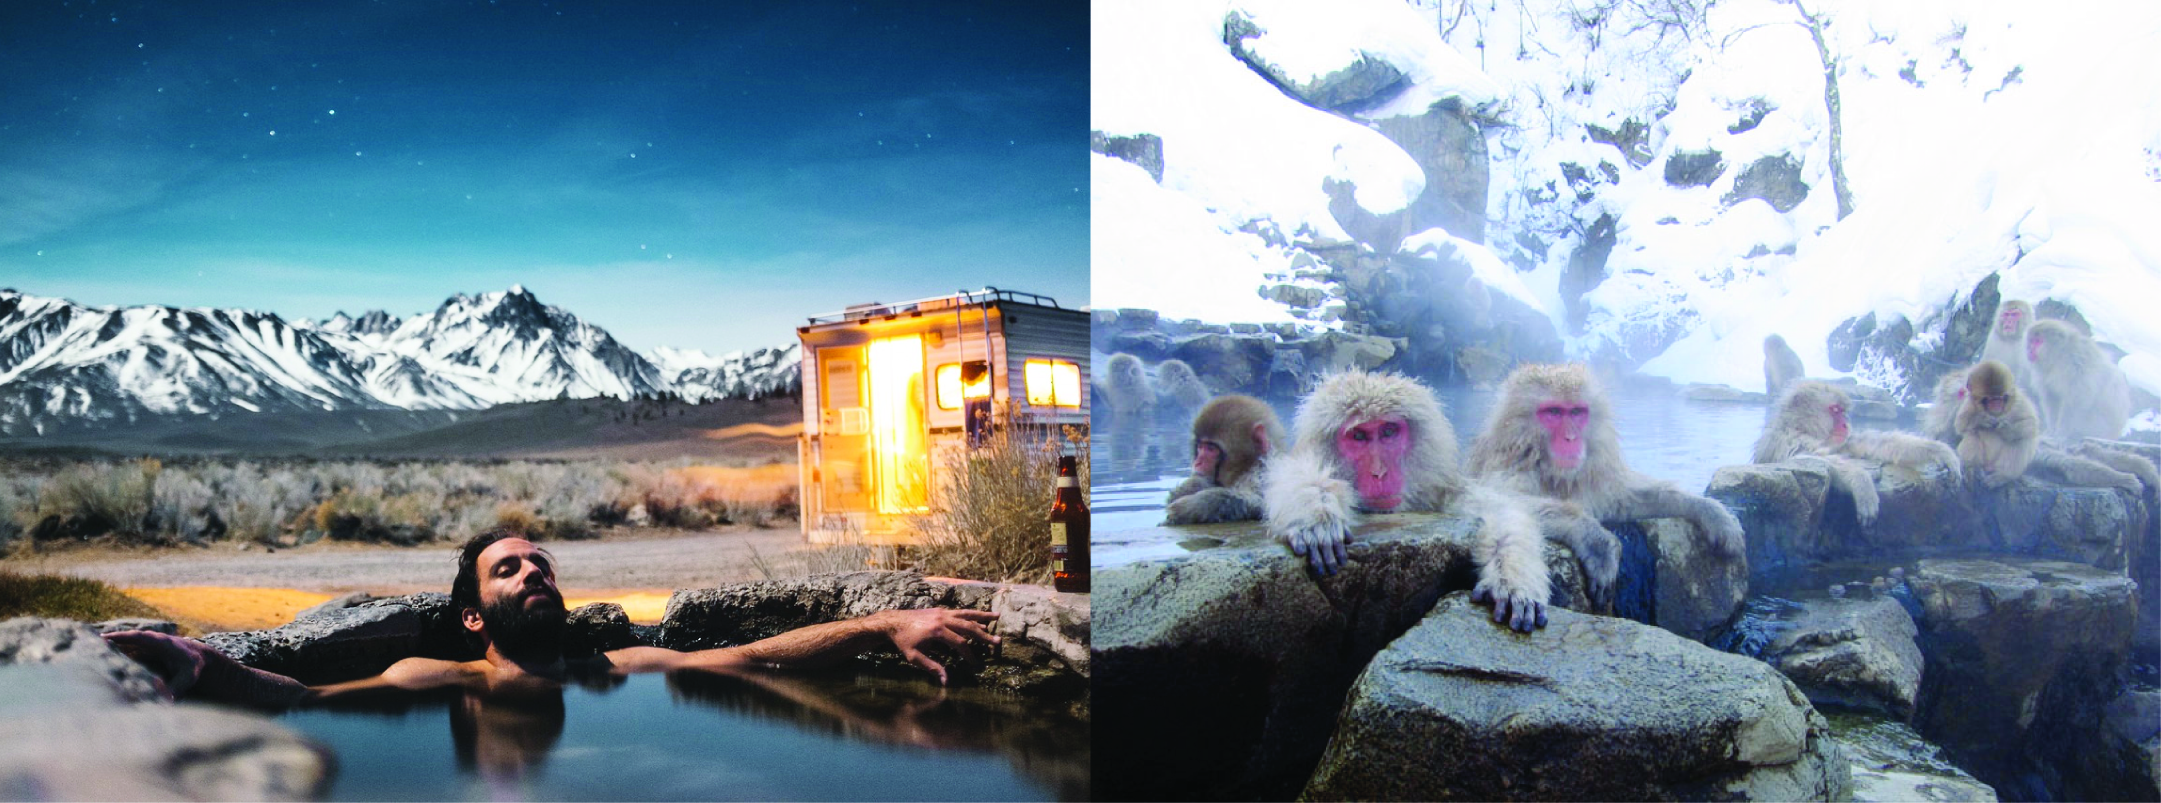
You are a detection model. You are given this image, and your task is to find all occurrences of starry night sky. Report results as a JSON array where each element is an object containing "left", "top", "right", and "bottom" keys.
[{"left": 0, "top": 0, "right": 1088, "bottom": 354}]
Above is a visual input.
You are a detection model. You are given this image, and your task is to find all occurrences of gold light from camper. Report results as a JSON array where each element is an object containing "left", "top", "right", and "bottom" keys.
[
  {"left": 867, "top": 334, "right": 930, "bottom": 513},
  {"left": 934, "top": 361, "right": 991, "bottom": 410},
  {"left": 1024, "top": 358, "right": 1081, "bottom": 407}
]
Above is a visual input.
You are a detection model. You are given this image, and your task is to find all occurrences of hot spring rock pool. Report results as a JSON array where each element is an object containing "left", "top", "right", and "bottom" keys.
[{"left": 280, "top": 669, "right": 1088, "bottom": 801}]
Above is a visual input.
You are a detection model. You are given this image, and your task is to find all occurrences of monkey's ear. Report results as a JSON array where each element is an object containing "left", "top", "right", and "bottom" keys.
[{"left": 1253, "top": 421, "right": 1271, "bottom": 455}]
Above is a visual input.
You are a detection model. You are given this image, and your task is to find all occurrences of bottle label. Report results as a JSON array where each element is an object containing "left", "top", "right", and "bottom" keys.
[
  {"left": 1057, "top": 476, "right": 1077, "bottom": 488},
  {"left": 1050, "top": 522, "right": 1067, "bottom": 546}
]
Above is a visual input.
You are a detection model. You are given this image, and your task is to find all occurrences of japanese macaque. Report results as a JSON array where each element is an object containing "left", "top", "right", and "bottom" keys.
[
  {"left": 1100, "top": 353, "right": 1154, "bottom": 416},
  {"left": 1263, "top": 370, "right": 1555, "bottom": 631},
  {"left": 1164, "top": 395, "right": 1283, "bottom": 524},
  {"left": 2028, "top": 320, "right": 2132, "bottom": 440},
  {"left": 1764, "top": 334, "right": 1805, "bottom": 398},
  {"left": 1980, "top": 300, "right": 2040, "bottom": 403},
  {"left": 1927, "top": 364, "right": 2144, "bottom": 493},
  {"left": 1153, "top": 359, "right": 1212, "bottom": 412},
  {"left": 1755, "top": 381, "right": 1961, "bottom": 526},
  {"left": 1466, "top": 364, "right": 1745, "bottom": 591},
  {"left": 1952, "top": 361, "right": 2041, "bottom": 488}
]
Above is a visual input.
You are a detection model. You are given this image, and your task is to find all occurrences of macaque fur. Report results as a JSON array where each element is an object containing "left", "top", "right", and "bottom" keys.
[
  {"left": 1952, "top": 361, "right": 2041, "bottom": 488},
  {"left": 2028, "top": 319, "right": 2132, "bottom": 441},
  {"left": 1153, "top": 359, "right": 1212, "bottom": 411},
  {"left": 1466, "top": 364, "right": 1745, "bottom": 607},
  {"left": 1927, "top": 364, "right": 2146, "bottom": 493},
  {"left": 1164, "top": 395, "right": 1283, "bottom": 524},
  {"left": 1262, "top": 369, "right": 1553, "bottom": 631},
  {"left": 1755, "top": 381, "right": 1960, "bottom": 526},
  {"left": 1763, "top": 334, "right": 1805, "bottom": 399},
  {"left": 1979, "top": 300, "right": 2042, "bottom": 409},
  {"left": 1101, "top": 353, "right": 1154, "bottom": 416}
]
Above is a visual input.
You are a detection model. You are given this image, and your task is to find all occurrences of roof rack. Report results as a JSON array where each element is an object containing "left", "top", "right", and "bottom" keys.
[{"left": 804, "top": 287, "right": 1065, "bottom": 325}]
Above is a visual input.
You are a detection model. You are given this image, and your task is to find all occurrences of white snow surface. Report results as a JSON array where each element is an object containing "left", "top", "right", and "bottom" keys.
[
  {"left": 1094, "top": 0, "right": 2161, "bottom": 404},
  {"left": 0, "top": 286, "right": 801, "bottom": 426}
]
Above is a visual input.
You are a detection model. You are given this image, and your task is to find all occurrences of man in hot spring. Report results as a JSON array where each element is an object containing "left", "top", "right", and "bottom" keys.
[{"left": 102, "top": 528, "right": 1002, "bottom": 705}]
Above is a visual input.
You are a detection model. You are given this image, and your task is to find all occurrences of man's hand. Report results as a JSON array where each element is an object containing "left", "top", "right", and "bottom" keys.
[
  {"left": 877, "top": 609, "right": 1000, "bottom": 686},
  {"left": 103, "top": 630, "right": 211, "bottom": 699}
]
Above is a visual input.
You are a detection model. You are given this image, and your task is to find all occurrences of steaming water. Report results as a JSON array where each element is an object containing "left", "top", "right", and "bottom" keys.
[
  {"left": 280, "top": 670, "right": 1088, "bottom": 801},
  {"left": 1090, "top": 380, "right": 1781, "bottom": 533}
]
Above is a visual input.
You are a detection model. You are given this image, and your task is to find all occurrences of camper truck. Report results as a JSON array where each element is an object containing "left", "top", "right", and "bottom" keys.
[{"left": 796, "top": 288, "right": 1087, "bottom": 544}]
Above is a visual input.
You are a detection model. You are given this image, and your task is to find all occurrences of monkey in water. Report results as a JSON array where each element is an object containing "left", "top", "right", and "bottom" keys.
[
  {"left": 1466, "top": 364, "right": 1745, "bottom": 605},
  {"left": 1263, "top": 369, "right": 1561, "bottom": 631},
  {"left": 1755, "top": 381, "right": 1960, "bottom": 527},
  {"left": 1163, "top": 395, "right": 1283, "bottom": 525}
]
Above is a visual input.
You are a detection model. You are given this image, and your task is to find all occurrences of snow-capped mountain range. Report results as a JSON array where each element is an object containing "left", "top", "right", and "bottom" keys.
[{"left": 0, "top": 285, "right": 800, "bottom": 435}]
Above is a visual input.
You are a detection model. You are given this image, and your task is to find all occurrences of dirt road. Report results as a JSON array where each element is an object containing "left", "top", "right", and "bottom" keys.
[{"left": 12, "top": 527, "right": 810, "bottom": 596}]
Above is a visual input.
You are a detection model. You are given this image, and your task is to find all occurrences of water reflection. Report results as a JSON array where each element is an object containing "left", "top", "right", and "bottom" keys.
[
  {"left": 282, "top": 669, "right": 1086, "bottom": 801},
  {"left": 1091, "top": 380, "right": 1780, "bottom": 532}
]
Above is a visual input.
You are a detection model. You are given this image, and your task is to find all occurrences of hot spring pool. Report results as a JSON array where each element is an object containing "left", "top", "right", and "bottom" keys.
[{"left": 279, "top": 669, "right": 1088, "bottom": 801}]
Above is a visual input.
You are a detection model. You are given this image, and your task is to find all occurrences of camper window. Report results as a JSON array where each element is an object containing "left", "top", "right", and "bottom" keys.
[
  {"left": 1023, "top": 358, "right": 1081, "bottom": 408},
  {"left": 934, "top": 361, "right": 991, "bottom": 410}
]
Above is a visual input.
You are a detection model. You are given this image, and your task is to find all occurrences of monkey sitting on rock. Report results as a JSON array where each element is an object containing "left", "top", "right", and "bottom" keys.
[{"left": 1755, "top": 381, "right": 1961, "bottom": 527}]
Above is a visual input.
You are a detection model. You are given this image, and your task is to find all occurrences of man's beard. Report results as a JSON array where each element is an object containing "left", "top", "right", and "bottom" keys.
[{"left": 479, "top": 589, "right": 566, "bottom": 661}]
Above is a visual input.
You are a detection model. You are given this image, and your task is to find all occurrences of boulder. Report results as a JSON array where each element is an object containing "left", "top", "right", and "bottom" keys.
[
  {"left": 1370, "top": 99, "right": 1490, "bottom": 242},
  {"left": 0, "top": 618, "right": 333, "bottom": 801},
  {"left": 91, "top": 618, "right": 180, "bottom": 635},
  {"left": 2061, "top": 684, "right": 2160, "bottom": 803},
  {"left": 0, "top": 617, "right": 165, "bottom": 703},
  {"left": 657, "top": 572, "right": 1088, "bottom": 697},
  {"left": 1611, "top": 519, "right": 1749, "bottom": 643},
  {"left": 1706, "top": 460, "right": 2140, "bottom": 581},
  {"left": 562, "top": 602, "right": 644, "bottom": 658},
  {"left": 1907, "top": 558, "right": 2137, "bottom": 799},
  {"left": 1303, "top": 594, "right": 1851, "bottom": 801},
  {"left": 1830, "top": 712, "right": 1997, "bottom": 802},
  {"left": 1762, "top": 595, "right": 1924, "bottom": 720},
  {"left": 1093, "top": 513, "right": 1592, "bottom": 801},
  {"left": 202, "top": 592, "right": 471, "bottom": 684},
  {"left": 1223, "top": 10, "right": 1406, "bottom": 112}
]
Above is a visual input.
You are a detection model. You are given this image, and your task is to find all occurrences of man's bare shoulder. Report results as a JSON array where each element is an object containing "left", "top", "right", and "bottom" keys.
[{"left": 309, "top": 656, "right": 487, "bottom": 699}]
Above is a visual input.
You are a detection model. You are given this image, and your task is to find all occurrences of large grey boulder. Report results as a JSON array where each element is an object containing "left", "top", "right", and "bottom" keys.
[
  {"left": 1762, "top": 595, "right": 1924, "bottom": 720},
  {"left": 657, "top": 572, "right": 1088, "bottom": 697},
  {"left": 0, "top": 618, "right": 333, "bottom": 801},
  {"left": 1907, "top": 558, "right": 2137, "bottom": 799},
  {"left": 1303, "top": 594, "right": 1851, "bottom": 801},
  {"left": 1093, "top": 513, "right": 1593, "bottom": 801},
  {"left": 0, "top": 617, "right": 165, "bottom": 703},
  {"left": 1611, "top": 518, "right": 1749, "bottom": 643},
  {"left": 202, "top": 592, "right": 470, "bottom": 683},
  {"left": 2062, "top": 684, "right": 2160, "bottom": 803},
  {"left": 1708, "top": 461, "right": 2141, "bottom": 578},
  {"left": 562, "top": 601, "right": 643, "bottom": 658}
]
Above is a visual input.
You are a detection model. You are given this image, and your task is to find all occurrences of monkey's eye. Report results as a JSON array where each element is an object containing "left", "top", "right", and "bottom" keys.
[
  {"left": 1379, "top": 422, "right": 1401, "bottom": 439},
  {"left": 1568, "top": 406, "right": 1589, "bottom": 420},
  {"left": 1982, "top": 394, "right": 2009, "bottom": 405},
  {"left": 1349, "top": 429, "right": 1370, "bottom": 442}
]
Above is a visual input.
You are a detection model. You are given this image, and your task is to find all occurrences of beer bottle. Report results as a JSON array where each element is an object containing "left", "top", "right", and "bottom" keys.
[{"left": 1049, "top": 454, "right": 1090, "bottom": 593}]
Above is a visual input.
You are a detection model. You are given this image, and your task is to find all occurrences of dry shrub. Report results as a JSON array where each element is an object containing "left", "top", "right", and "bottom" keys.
[
  {"left": 906, "top": 408, "right": 1090, "bottom": 584},
  {"left": 0, "top": 569, "right": 168, "bottom": 622},
  {"left": 492, "top": 502, "right": 544, "bottom": 538}
]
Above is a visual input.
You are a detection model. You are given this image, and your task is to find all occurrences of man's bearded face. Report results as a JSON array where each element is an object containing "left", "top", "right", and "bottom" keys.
[{"left": 479, "top": 584, "right": 566, "bottom": 656}]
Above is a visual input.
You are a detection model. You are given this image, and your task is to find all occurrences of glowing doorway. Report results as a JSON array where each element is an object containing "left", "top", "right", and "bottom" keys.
[{"left": 866, "top": 334, "right": 930, "bottom": 514}]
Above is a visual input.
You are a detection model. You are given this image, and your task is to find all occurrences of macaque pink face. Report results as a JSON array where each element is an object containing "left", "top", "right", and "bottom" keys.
[
  {"left": 2000, "top": 308, "right": 2022, "bottom": 337},
  {"left": 1980, "top": 394, "right": 2008, "bottom": 415},
  {"left": 1337, "top": 415, "right": 1410, "bottom": 511},
  {"left": 1826, "top": 402, "right": 1850, "bottom": 446},
  {"left": 1193, "top": 441, "right": 1224, "bottom": 481},
  {"left": 1535, "top": 401, "right": 1591, "bottom": 471},
  {"left": 2028, "top": 333, "right": 2044, "bottom": 363}
]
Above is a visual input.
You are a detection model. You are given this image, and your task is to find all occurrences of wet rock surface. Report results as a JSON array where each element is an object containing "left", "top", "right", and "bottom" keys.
[
  {"left": 1304, "top": 593, "right": 1850, "bottom": 801},
  {"left": 1906, "top": 558, "right": 2137, "bottom": 800},
  {"left": 0, "top": 617, "right": 333, "bottom": 801},
  {"left": 1709, "top": 460, "right": 2143, "bottom": 579},
  {"left": 562, "top": 601, "right": 642, "bottom": 658},
  {"left": 1829, "top": 712, "right": 1997, "bottom": 802},
  {"left": 1093, "top": 513, "right": 1596, "bottom": 801},
  {"left": 1762, "top": 595, "right": 1924, "bottom": 720},
  {"left": 657, "top": 571, "right": 1089, "bottom": 698},
  {"left": 1612, "top": 518, "right": 1749, "bottom": 643},
  {"left": 203, "top": 592, "right": 471, "bottom": 684}
]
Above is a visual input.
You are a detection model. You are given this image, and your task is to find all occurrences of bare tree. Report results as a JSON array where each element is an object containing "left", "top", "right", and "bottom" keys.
[{"left": 1723, "top": 0, "right": 1855, "bottom": 220}]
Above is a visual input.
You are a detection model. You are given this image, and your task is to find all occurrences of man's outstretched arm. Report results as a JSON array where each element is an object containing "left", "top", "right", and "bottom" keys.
[
  {"left": 605, "top": 608, "right": 1000, "bottom": 685},
  {"left": 103, "top": 630, "right": 471, "bottom": 707}
]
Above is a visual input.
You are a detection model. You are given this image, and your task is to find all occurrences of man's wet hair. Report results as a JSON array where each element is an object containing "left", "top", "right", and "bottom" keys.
[{"left": 453, "top": 528, "right": 532, "bottom": 610}]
